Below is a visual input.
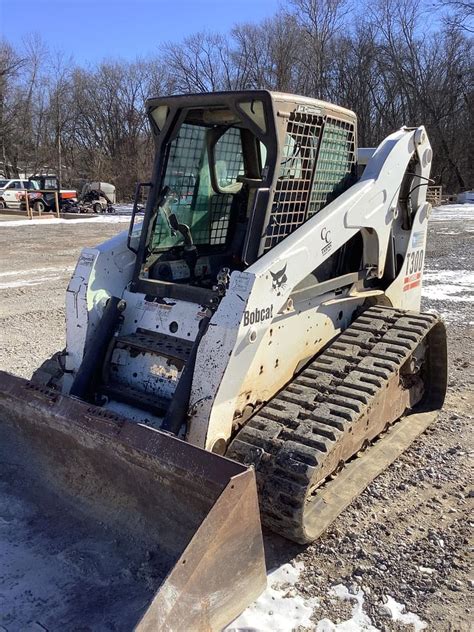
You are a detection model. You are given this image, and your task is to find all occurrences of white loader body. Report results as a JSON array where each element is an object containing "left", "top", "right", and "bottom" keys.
[{"left": 64, "top": 118, "right": 432, "bottom": 452}]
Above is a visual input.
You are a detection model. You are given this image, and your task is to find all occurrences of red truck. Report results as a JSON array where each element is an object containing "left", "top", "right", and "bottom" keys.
[{"left": 19, "top": 175, "right": 77, "bottom": 213}]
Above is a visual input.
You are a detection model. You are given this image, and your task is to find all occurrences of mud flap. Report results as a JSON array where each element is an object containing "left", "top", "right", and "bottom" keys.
[{"left": 0, "top": 371, "right": 266, "bottom": 631}]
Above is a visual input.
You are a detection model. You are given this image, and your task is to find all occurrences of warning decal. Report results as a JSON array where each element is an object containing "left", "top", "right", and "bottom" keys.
[{"left": 403, "top": 271, "right": 422, "bottom": 292}]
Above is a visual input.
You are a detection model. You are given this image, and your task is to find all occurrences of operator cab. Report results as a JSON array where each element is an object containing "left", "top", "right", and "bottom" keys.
[
  {"left": 131, "top": 93, "right": 275, "bottom": 301},
  {"left": 130, "top": 91, "right": 357, "bottom": 304},
  {"left": 146, "top": 110, "right": 266, "bottom": 286}
]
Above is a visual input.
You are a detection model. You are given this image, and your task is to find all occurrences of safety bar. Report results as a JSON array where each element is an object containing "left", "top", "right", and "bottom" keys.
[{"left": 127, "top": 181, "right": 152, "bottom": 253}]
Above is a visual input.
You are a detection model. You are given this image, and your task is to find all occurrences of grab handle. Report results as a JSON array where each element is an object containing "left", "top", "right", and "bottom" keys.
[{"left": 127, "top": 181, "right": 152, "bottom": 254}]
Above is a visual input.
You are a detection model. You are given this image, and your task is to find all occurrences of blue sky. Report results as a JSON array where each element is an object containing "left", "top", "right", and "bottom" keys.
[{"left": 1, "top": 0, "right": 281, "bottom": 63}]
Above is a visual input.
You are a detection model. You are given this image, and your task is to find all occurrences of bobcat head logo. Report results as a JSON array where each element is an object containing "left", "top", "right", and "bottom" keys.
[{"left": 270, "top": 264, "right": 287, "bottom": 295}]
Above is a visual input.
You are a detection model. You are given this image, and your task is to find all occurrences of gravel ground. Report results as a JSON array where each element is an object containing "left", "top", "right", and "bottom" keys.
[
  {"left": 0, "top": 207, "right": 472, "bottom": 631},
  {"left": 0, "top": 215, "right": 130, "bottom": 378}
]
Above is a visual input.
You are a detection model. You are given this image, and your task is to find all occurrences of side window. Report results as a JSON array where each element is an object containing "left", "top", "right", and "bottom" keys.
[
  {"left": 263, "top": 112, "right": 322, "bottom": 252},
  {"left": 279, "top": 133, "right": 304, "bottom": 179},
  {"left": 214, "top": 128, "right": 245, "bottom": 190},
  {"left": 264, "top": 115, "right": 355, "bottom": 254},
  {"left": 307, "top": 120, "right": 355, "bottom": 218}
]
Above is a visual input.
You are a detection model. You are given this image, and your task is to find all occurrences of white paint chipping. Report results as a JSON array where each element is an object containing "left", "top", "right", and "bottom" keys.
[{"left": 225, "top": 562, "right": 319, "bottom": 632}]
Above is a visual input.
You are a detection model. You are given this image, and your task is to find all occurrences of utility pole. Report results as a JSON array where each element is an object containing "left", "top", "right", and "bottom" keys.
[{"left": 57, "top": 84, "right": 62, "bottom": 194}]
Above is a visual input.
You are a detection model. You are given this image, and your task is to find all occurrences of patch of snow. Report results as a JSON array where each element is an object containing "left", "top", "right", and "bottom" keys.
[
  {"left": 113, "top": 203, "right": 136, "bottom": 215},
  {"left": 0, "top": 266, "right": 74, "bottom": 278},
  {"left": 316, "top": 584, "right": 378, "bottom": 632},
  {"left": 422, "top": 269, "right": 474, "bottom": 304},
  {"left": 418, "top": 566, "right": 435, "bottom": 575},
  {"left": 423, "top": 269, "right": 474, "bottom": 282},
  {"left": 0, "top": 266, "right": 75, "bottom": 290},
  {"left": 0, "top": 216, "right": 131, "bottom": 227},
  {"left": 422, "top": 286, "right": 473, "bottom": 303},
  {"left": 225, "top": 562, "right": 319, "bottom": 632},
  {"left": 434, "top": 230, "right": 462, "bottom": 235},
  {"left": 430, "top": 204, "right": 474, "bottom": 222},
  {"left": 0, "top": 275, "right": 65, "bottom": 290},
  {"left": 315, "top": 585, "right": 427, "bottom": 632},
  {"left": 381, "top": 596, "right": 427, "bottom": 631}
]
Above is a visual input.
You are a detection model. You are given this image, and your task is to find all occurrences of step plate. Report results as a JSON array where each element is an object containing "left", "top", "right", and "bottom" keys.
[{"left": 108, "top": 329, "right": 194, "bottom": 403}]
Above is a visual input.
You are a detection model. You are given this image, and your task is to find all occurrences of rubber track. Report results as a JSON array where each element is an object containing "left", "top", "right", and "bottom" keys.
[{"left": 227, "top": 306, "right": 445, "bottom": 543}]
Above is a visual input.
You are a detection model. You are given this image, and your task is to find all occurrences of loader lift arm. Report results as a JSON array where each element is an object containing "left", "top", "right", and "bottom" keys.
[{"left": 190, "top": 124, "right": 436, "bottom": 451}]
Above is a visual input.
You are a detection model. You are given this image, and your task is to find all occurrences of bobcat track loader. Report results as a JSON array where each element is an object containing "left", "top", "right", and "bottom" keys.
[{"left": 0, "top": 91, "right": 447, "bottom": 629}]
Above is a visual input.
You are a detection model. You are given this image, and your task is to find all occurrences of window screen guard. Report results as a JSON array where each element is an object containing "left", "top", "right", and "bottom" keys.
[{"left": 264, "top": 113, "right": 355, "bottom": 252}]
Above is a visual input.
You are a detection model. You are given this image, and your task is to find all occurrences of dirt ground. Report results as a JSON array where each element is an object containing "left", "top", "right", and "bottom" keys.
[{"left": 0, "top": 208, "right": 472, "bottom": 631}]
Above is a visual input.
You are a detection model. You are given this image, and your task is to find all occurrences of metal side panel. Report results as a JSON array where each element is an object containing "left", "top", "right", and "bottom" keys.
[
  {"left": 0, "top": 370, "right": 266, "bottom": 631},
  {"left": 138, "top": 469, "right": 264, "bottom": 631}
]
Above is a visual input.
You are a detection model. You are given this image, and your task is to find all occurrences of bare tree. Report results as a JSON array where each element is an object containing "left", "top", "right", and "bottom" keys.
[
  {"left": 0, "top": 40, "right": 25, "bottom": 176},
  {"left": 288, "top": 0, "right": 351, "bottom": 98},
  {"left": 161, "top": 32, "right": 238, "bottom": 93},
  {"left": 438, "top": 0, "right": 474, "bottom": 33},
  {"left": 0, "top": 0, "right": 472, "bottom": 195},
  {"left": 232, "top": 13, "right": 304, "bottom": 91}
]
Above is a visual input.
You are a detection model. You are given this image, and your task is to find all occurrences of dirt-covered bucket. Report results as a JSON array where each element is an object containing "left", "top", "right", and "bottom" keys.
[{"left": 0, "top": 371, "right": 266, "bottom": 631}]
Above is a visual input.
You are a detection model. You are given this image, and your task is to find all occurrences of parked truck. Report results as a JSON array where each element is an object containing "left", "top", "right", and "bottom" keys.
[
  {"left": 0, "top": 178, "right": 39, "bottom": 209},
  {"left": 19, "top": 174, "right": 77, "bottom": 213}
]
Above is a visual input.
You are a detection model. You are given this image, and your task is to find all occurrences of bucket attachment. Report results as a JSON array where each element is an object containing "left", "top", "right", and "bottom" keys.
[{"left": 0, "top": 371, "right": 266, "bottom": 631}]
